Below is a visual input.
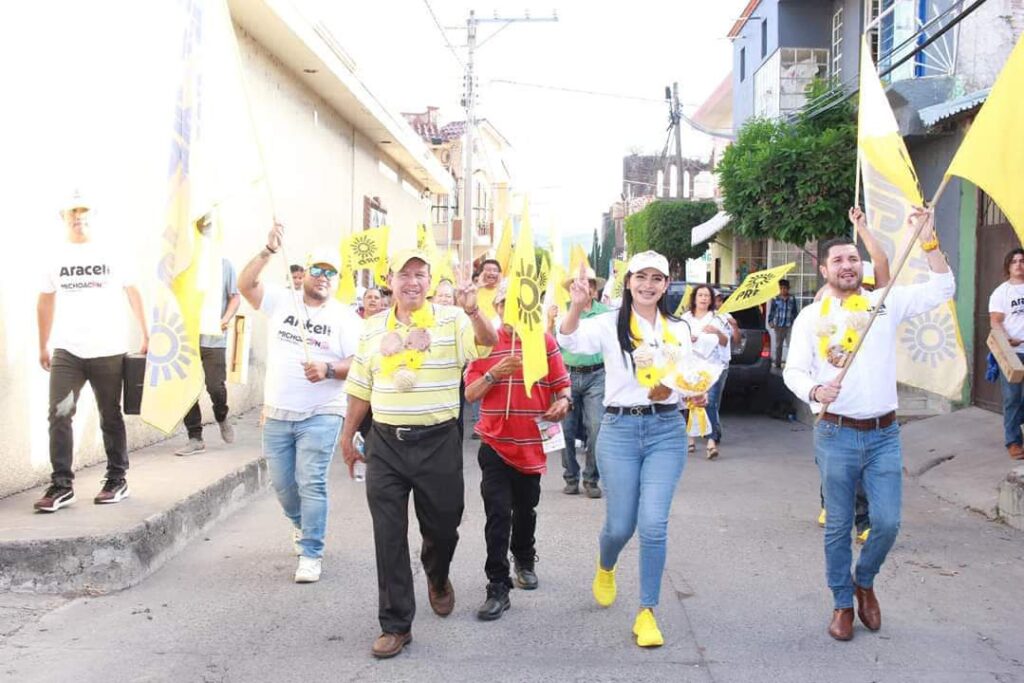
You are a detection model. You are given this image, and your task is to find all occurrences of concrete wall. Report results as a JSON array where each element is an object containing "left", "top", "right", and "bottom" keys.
[
  {"left": 0, "top": 20, "right": 431, "bottom": 499},
  {"left": 957, "top": 0, "right": 1024, "bottom": 92}
]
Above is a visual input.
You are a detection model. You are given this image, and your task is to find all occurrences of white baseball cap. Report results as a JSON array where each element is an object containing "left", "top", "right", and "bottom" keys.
[
  {"left": 626, "top": 250, "right": 670, "bottom": 276},
  {"left": 306, "top": 247, "right": 341, "bottom": 273},
  {"left": 61, "top": 189, "right": 90, "bottom": 214}
]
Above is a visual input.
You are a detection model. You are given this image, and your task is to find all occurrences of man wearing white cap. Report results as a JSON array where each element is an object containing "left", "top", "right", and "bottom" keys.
[
  {"left": 239, "top": 223, "right": 362, "bottom": 584},
  {"left": 34, "top": 191, "right": 149, "bottom": 513}
]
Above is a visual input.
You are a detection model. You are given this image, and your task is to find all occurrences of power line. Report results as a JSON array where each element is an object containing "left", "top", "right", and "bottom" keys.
[
  {"left": 477, "top": 21, "right": 512, "bottom": 49},
  {"left": 489, "top": 78, "right": 678, "bottom": 104},
  {"left": 422, "top": 0, "right": 464, "bottom": 68}
]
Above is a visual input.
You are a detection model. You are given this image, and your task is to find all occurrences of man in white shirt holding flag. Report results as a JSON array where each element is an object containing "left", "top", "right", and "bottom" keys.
[{"left": 784, "top": 208, "right": 954, "bottom": 641}]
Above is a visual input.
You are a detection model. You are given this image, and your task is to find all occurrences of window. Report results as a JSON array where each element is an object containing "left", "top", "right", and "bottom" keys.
[
  {"left": 740, "top": 47, "right": 746, "bottom": 81},
  {"left": 768, "top": 239, "right": 819, "bottom": 309},
  {"left": 669, "top": 165, "right": 678, "bottom": 198},
  {"left": 778, "top": 48, "right": 830, "bottom": 114},
  {"left": 733, "top": 237, "right": 768, "bottom": 285},
  {"left": 761, "top": 19, "right": 768, "bottom": 59},
  {"left": 656, "top": 169, "right": 665, "bottom": 197},
  {"left": 831, "top": 6, "right": 844, "bottom": 83}
]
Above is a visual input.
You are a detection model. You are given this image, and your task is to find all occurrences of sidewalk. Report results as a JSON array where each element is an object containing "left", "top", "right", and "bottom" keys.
[
  {"left": 901, "top": 407, "right": 1024, "bottom": 530},
  {"left": 0, "top": 411, "right": 267, "bottom": 594}
]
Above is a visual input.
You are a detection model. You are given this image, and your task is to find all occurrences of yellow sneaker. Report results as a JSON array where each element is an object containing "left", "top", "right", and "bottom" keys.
[
  {"left": 592, "top": 564, "right": 616, "bottom": 607},
  {"left": 632, "top": 608, "right": 664, "bottom": 647},
  {"left": 856, "top": 528, "right": 871, "bottom": 544},
  {"left": 817, "top": 508, "right": 826, "bottom": 527}
]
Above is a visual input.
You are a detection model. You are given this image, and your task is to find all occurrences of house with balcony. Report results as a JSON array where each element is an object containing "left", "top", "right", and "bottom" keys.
[
  {"left": 403, "top": 107, "right": 514, "bottom": 261},
  {"left": 721, "top": 0, "right": 1024, "bottom": 413}
]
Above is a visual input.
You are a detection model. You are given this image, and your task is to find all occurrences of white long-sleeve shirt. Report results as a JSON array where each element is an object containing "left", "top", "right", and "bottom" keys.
[
  {"left": 783, "top": 271, "right": 955, "bottom": 419},
  {"left": 557, "top": 309, "right": 718, "bottom": 407}
]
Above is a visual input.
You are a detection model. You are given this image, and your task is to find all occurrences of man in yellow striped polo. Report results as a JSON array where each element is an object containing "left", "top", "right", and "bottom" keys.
[{"left": 340, "top": 249, "right": 497, "bottom": 659}]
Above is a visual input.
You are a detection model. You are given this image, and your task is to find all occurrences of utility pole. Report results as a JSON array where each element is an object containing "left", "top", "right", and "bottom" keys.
[
  {"left": 457, "top": 9, "right": 558, "bottom": 269},
  {"left": 671, "top": 82, "right": 685, "bottom": 200}
]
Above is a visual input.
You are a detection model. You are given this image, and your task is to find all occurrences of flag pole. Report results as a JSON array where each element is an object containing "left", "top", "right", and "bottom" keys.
[
  {"left": 853, "top": 152, "right": 862, "bottom": 241},
  {"left": 817, "top": 181, "right": 946, "bottom": 422},
  {"left": 225, "top": 4, "right": 311, "bottom": 363},
  {"left": 506, "top": 330, "right": 516, "bottom": 419}
]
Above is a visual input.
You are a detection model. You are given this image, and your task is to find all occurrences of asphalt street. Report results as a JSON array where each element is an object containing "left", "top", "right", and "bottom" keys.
[{"left": 2, "top": 414, "right": 1023, "bottom": 682}]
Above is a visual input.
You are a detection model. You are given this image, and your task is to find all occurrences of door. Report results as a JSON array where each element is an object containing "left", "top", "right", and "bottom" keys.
[{"left": 973, "top": 192, "right": 1016, "bottom": 412}]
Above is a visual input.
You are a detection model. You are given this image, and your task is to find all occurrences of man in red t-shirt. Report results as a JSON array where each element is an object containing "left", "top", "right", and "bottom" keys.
[{"left": 464, "top": 281, "right": 571, "bottom": 621}]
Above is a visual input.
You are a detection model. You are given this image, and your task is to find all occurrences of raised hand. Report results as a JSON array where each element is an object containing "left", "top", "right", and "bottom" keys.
[
  {"left": 454, "top": 262, "right": 478, "bottom": 311},
  {"left": 908, "top": 206, "right": 936, "bottom": 244},
  {"left": 568, "top": 262, "right": 591, "bottom": 309},
  {"left": 848, "top": 206, "right": 866, "bottom": 230},
  {"left": 267, "top": 221, "right": 284, "bottom": 252}
]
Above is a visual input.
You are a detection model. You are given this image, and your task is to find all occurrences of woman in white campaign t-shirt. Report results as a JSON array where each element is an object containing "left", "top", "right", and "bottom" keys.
[
  {"left": 989, "top": 247, "right": 1024, "bottom": 458},
  {"left": 680, "top": 284, "right": 730, "bottom": 458}
]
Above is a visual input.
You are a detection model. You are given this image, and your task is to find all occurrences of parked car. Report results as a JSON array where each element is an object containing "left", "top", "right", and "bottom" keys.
[{"left": 664, "top": 282, "right": 773, "bottom": 400}]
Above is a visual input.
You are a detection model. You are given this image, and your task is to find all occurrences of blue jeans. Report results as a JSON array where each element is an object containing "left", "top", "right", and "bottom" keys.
[
  {"left": 814, "top": 420, "right": 902, "bottom": 609},
  {"left": 561, "top": 368, "right": 605, "bottom": 484},
  {"left": 596, "top": 409, "right": 687, "bottom": 607},
  {"left": 263, "top": 415, "right": 343, "bottom": 559},
  {"left": 1000, "top": 362, "right": 1024, "bottom": 447},
  {"left": 707, "top": 367, "right": 729, "bottom": 442}
]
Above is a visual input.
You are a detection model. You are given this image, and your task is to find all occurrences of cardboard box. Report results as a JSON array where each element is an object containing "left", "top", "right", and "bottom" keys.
[
  {"left": 988, "top": 328, "right": 1024, "bottom": 383},
  {"left": 227, "top": 314, "right": 251, "bottom": 385}
]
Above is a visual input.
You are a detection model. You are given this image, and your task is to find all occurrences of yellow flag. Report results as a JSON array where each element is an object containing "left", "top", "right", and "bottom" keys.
[
  {"left": 335, "top": 235, "right": 356, "bottom": 305},
  {"left": 569, "top": 244, "right": 590, "bottom": 276},
  {"left": 495, "top": 217, "right": 513, "bottom": 274},
  {"left": 858, "top": 36, "right": 923, "bottom": 205},
  {"left": 504, "top": 207, "right": 548, "bottom": 397},
  {"left": 611, "top": 259, "right": 628, "bottom": 299},
  {"left": 673, "top": 285, "right": 693, "bottom": 317},
  {"left": 718, "top": 263, "right": 796, "bottom": 314},
  {"left": 945, "top": 34, "right": 1024, "bottom": 240},
  {"left": 417, "top": 224, "right": 444, "bottom": 295},
  {"left": 546, "top": 262, "right": 570, "bottom": 313},
  {"left": 347, "top": 225, "right": 389, "bottom": 274},
  {"left": 141, "top": 5, "right": 208, "bottom": 433}
]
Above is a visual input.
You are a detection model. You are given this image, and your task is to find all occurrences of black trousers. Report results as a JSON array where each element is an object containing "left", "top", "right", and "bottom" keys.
[
  {"left": 183, "top": 346, "right": 229, "bottom": 439},
  {"left": 478, "top": 443, "right": 541, "bottom": 587},
  {"left": 366, "top": 420, "right": 464, "bottom": 634},
  {"left": 48, "top": 349, "right": 127, "bottom": 487}
]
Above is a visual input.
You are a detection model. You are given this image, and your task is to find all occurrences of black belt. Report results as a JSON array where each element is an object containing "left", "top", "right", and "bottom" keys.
[
  {"left": 568, "top": 363, "right": 604, "bottom": 374},
  {"left": 605, "top": 403, "right": 678, "bottom": 417},
  {"left": 373, "top": 419, "right": 458, "bottom": 442},
  {"left": 820, "top": 411, "right": 896, "bottom": 431}
]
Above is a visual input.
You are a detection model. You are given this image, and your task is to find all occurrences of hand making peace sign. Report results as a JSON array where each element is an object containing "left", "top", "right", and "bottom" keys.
[
  {"left": 454, "top": 262, "right": 479, "bottom": 312},
  {"left": 568, "top": 262, "right": 591, "bottom": 310}
]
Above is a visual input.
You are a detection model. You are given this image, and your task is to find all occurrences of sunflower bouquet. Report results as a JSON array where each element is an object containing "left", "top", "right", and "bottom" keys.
[
  {"left": 662, "top": 353, "right": 723, "bottom": 437},
  {"left": 815, "top": 294, "right": 871, "bottom": 369},
  {"left": 380, "top": 306, "right": 435, "bottom": 390}
]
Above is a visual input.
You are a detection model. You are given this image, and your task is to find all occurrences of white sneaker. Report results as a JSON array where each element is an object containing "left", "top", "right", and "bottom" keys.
[
  {"left": 292, "top": 527, "right": 302, "bottom": 556},
  {"left": 174, "top": 438, "right": 205, "bottom": 456},
  {"left": 295, "top": 556, "right": 322, "bottom": 583}
]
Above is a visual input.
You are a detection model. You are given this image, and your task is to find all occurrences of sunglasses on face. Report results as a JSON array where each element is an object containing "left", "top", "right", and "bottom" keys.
[{"left": 308, "top": 266, "right": 338, "bottom": 279}]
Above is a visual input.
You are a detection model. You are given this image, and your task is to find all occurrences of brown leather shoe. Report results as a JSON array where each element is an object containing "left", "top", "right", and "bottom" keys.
[
  {"left": 371, "top": 631, "right": 412, "bottom": 659},
  {"left": 428, "top": 578, "right": 455, "bottom": 617},
  {"left": 828, "top": 608, "right": 854, "bottom": 641},
  {"left": 1008, "top": 444, "right": 1024, "bottom": 460},
  {"left": 854, "top": 584, "right": 881, "bottom": 631}
]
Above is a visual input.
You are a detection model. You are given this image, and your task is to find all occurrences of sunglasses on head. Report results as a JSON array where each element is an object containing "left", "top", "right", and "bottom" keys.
[{"left": 308, "top": 265, "right": 338, "bottom": 279}]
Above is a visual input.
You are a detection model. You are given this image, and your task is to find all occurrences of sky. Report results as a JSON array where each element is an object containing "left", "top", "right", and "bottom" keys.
[{"left": 311, "top": 0, "right": 746, "bottom": 241}]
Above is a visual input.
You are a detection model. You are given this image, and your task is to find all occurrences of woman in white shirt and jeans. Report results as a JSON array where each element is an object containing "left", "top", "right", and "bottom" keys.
[
  {"left": 680, "top": 284, "right": 730, "bottom": 459},
  {"left": 558, "top": 251, "right": 712, "bottom": 649}
]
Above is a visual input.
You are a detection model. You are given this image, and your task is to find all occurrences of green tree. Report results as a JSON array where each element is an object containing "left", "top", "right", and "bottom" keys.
[
  {"left": 597, "top": 218, "right": 616, "bottom": 279},
  {"left": 589, "top": 229, "right": 601, "bottom": 275},
  {"left": 626, "top": 200, "right": 717, "bottom": 278},
  {"left": 716, "top": 84, "right": 856, "bottom": 246}
]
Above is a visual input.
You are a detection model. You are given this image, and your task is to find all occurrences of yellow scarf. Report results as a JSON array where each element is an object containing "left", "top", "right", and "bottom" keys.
[{"left": 628, "top": 309, "right": 681, "bottom": 388}]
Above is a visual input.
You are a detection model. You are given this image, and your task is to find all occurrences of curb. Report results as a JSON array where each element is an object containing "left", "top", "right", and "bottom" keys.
[
  {"left": 998, "top": 466, "right": 1024, "bottom": 531},
  {"left": 0, "top": 457, "right": 268, "bottom": 595}
]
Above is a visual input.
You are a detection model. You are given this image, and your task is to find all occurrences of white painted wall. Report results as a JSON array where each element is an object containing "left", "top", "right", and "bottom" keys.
[{"left": 0, "top": 9, "right": 431, "bottom": 498}]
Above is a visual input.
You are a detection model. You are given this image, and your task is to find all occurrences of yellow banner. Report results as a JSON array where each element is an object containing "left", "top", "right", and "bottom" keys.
[
  {"left": 504, "top": 207, "right": 548, "bottom": 397},
  {"left": 717, "top": 263, "right": 796, "bottom": 315},
  {"left": 945, "top": 34, "right": 1024, "bottom": 242},
  {"left": 863, "top": 162, "right": 968, "bottom": 399}
]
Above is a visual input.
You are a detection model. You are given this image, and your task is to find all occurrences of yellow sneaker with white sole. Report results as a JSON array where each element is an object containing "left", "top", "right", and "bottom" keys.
[
  {"left": 632, "top": 608, "right": 664, "bottom": 647},
  {"left": 856, "top": 528, "right": 871, "bottom": 544},
  {"left": 592, "top": 564, "right": 616, "bottom": 607}
]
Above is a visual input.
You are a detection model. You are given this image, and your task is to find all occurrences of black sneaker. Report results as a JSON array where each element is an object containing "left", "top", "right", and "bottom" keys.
[
  {"left": 476, "top": 582, "right": 511, "bottom": 621},
  {"left": 34, "top": 485, "right": 76, "bottom": 512},
  {"left": 94, "top": 478, "right": 130, "bottom": 505},
  {"left": 513, "top": 557, "right": 538, "bottom": 590},
  {"left": 583, "top": 482, "right": 603, "bottom": 499},
  {"left": 562, "top": 482, "right": 580, "bottom": 495}
]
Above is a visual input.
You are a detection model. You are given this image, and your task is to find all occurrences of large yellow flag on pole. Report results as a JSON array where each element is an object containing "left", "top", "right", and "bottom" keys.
[
  {"left": 858, "top": 35, "right": 967, "bottom": 399},
  {"left": 141, "top": 0, "right": 209, "bottom": 433},
  {"left": 503, "top": 206, "right": 548, "bottom": 397},
  {"left": 945, "top": 34, "right": 1024, "bottom": 241}
]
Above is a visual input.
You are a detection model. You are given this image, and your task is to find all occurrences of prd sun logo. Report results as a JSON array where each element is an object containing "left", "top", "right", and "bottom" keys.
[
  {"left": 900, "top": 309, "right": 958, "bottom": 368},
  {"left": 146, "top": 303, "right": 198, "bottom": 387},
  {"left": 350, "top": 234, "right": 378, "bottom": 267},
  {"left": 514, "top": 262, "right": 543, "bottom": 332}
]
